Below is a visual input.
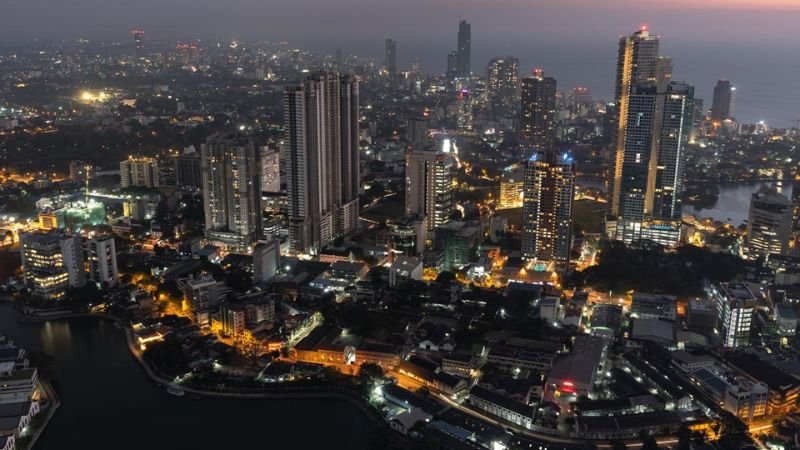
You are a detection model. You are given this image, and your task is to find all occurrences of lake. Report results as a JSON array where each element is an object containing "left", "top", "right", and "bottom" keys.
[{"left": 0, "top": 303, "right": 374, "bottom": 450}]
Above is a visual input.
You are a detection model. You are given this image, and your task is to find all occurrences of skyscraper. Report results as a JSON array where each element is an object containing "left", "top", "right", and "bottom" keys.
[
  {"left": 201, "top": 134, "right": 263, "bottom": 253},
  {"left": 485, "top": 57, "right": 519, "bottom": 116},
  {"left": 405, "top": 142, "right": 455, "bottom": 234},
  {"left": 120, "top": 155, "right": 160, "bottom": 188},
  {"left": 746, "top": 187, "right": 791, "bottom": 260},
  {"left": 521, "top": 151, "right": 576, "bottom": 272},
  {"left": 283, "top": 72, "right": 359, "bottom": 255},
  {"left": 611, "top": 27, "right": 661, "bottom": 217},
  {"left": 711, "top": 80, "right": 736, "bottom": 121},
  {"left": 385, "top": 39, "right": 397, "bottom": 75},
  {"left": 446, "top": 51, "right": 458, "bottom": 78},
  {"left": 651, "top": 81, "right": 695, "bottom": 220},
  {"left": 520, "top": 70, "right": 557, "bottom": 153},
  {"left": 610, "top": 28, "right": 692, "bottom": 246},
  {"left": 132, "top": 30, "right": 144, "bottom": 61},
  {"left": 456, "top": 20, "right": 471, "bottom": 78}
]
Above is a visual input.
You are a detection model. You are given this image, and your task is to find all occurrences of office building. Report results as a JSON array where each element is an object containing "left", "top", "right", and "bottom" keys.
[
  {"left": 446, "top": 51, "right": 458, "bottom": 78},
  {"left": 710, "top": 80, "right": 736, "bottom": 121},
  {"left": 120, "top": 155, "right": 160, "bottom": 188},
  {"left": 283, "top": 72, "right": 359, "bottom": 255},
  {"left": 201, "top": 134, "right": 263, "bottom": 253},
  {"left": 385, "top": 39, "right": 397, "bottom": 74},
  {"left": 498, "top": 165, "right": 524, "bottom": 210},
  {"left": 260, "top": 146, "right": 281, "bottom": 193},
  {"left": 485, "top": 57, "right": 519, "bottom": 116},
  {"left": 20, "top": 232, "right": 85, "bottom": 299},
  {"left": 520, "top": 70, "right": 557, "bottom": 152},
  {"left": 389, "top": 214, "right": 426, "bottom": 256},
  {"left": 252, "top": 239, "right": 280, "bottom": 284},
  {"left": 724, "top": 379, "right": 769, "bottom": 422},
  {"left": 456, "top": 20, "right": 471, "bottom": 77},
  {"left": 174, "top": 147, "right": 202, "bottom": 189},
  {"left": 86, "top": 235, "right": 118, "bottom": 288},
  {"left": 711, "top": 283, "right": 756, "bottom": 348},
  {"left": 521, "top": 151, "right": 575, "bottom": 271},
  {"left": 746, "top": 187, "right": 791, "bottom": 260},
  {"left": 389, "top": 256, "right": 423, "bottom": 287},
  {"left": 631, "top": 293, "right": 677, "bottom": 321},
  {"left": 405, "top": 143, "right": 454, "bottom": 234}
]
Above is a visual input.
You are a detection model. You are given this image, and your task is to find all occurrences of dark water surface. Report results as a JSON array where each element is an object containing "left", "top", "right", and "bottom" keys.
[{"left": 0, "top": 303, "right": 372, "bottom": 450}]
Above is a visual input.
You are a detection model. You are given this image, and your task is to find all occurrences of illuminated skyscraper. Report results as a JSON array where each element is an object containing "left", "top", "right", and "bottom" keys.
[
  {"left": 283, "top": 72, "right": 359, "bottom": 255},
  {"left": 611, "top": 27, "right": 661, "bottom": 216},
  {"left": 711, "top": 79, "right": 736, "bottom": 121},
  {"left": 201, "top": 134, "right": 263, "bottom": 253},
  {"left": 610, "top": 28, "right": 693, "bottom": 246},
  {"left": 405, "top": 142, "right": 455, "bottom": 234},
  {"left": 520, "top": 70, "right": 557, "bottom": 153},
  {"left": 132, "top": 30, "right": 145, "bottom": 60},
  {"left": 522, "top": 151, "right": 576, "bottom": 271},
  {"left": 485, "top": 57, "right": 519, "bottom": 116},
  {"left": 456, "top": 20, "right": 471, "bottom": 78},
  {"left": 651, "top": 81, "right": 695, "bottom": 220},
  {"left": 385, "top": 39, "right": 397, "bottom": 74},
  {"left": 746, "top": 187, "right": 791, "bottom": 260}
]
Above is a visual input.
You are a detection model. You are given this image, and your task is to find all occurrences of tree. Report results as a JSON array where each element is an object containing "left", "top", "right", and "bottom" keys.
[
  {"left": 357, "top": 363, "right": 385, "bottom": 385},
  {"left": 234, "top": 330, "right": 264, "bottom": 365}
]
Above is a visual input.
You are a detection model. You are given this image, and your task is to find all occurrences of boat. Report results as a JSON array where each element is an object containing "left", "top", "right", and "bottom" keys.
[{"left": 166, "top": 385, "right": 185, "bottom": 397}]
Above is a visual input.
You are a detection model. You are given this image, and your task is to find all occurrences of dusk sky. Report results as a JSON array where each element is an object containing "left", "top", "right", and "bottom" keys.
[{"left": 4, "top": 0, "right": 799, "bottom": 125}]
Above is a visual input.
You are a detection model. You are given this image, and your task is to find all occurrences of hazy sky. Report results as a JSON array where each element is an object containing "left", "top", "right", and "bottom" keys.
[{"left": 3, "top": 0, "right": 800, "bottom": 125}]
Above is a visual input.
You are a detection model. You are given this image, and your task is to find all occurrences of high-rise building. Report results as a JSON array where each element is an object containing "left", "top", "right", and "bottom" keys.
[
  {"left": 252, "top": 239, "right": 280, "bottom": 284},
  {"left": 456, "top": 20, "right": 471, "bottom": 78},
  {"left": 201, "top": 134, "right": 263, "bottom": 253},
  {"left": 521, "top": 151, "right": 576, "bottom": 271},
  {"left": 86, "top": 235, "right": 118, "bottom": 289},
  {"left": 283, "top": 72, "right": 359, "bottom": 255},
  {"left": 520, "top": 70, "right": 557, "bottom": 153},
  {"left": 711, "top": 283, "right": 756, "bottom": 348},
  {"left": 446, "top": 51, "right": 458, "bottom": 78},
  {"left": 389, "top": 215, "right": 427, "bottom": 256},
  {"left": 710, "top": 80, "right": 736, "bottom": 121},
  {"left": 260, "top": 147, "right": 281, "bottom": 193},
  {"left": 689, "top": 98, "right": 705, "bottom": 143},
  {"left": 650, "top": 81, "right": 695, "bottom": 220},
  {"left": 407, "top": 116, "right": 430, "bottom": 147},
  {"left": 20, "top": 232, "right": 85, "bottom": 299},
  {"left": 611, "top": 27, "right": 661, "bottom": 217},
  {"left": 405, "top": 142, "right": 455, "bottom": 235},
  {"left": 485, "top": 57, "right": 519, "bottom": 116},
  {"left": 385, "top": 39, "right": 397, "bottom": 74},
  {"left": 746, "top": 187, "right": 791, "bottom": 260},
  {"left": 498, "top": 165, "right": 524, "bottom": 210},
  {"left": 120, "top": 155, "right": 160, "bottom": 188},
  {"left": 175, "top": 147, "right": 202, "bottom": 189},
  {"left": 610, "top": 29, "right": 693, "bottom": 246},
  {"left": 132, "top": 30, "right": 144, "bottom": 60}
]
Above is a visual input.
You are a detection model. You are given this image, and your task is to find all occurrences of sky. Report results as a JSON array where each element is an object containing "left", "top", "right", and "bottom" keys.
[{"left": 2, "top": 0, "right": 800, "bottom": 126}]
